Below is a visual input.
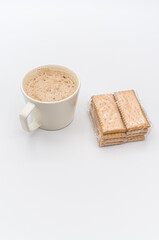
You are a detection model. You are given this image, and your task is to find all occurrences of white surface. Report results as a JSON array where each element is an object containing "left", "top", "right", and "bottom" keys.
[{"left": 0, "top": 1, "right": 159, "bottom": 239}]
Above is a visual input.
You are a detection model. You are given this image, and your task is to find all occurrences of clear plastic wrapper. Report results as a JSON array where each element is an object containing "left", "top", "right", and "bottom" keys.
[{"left": 89, "top": 90, "right": 151, "bottom": 147}]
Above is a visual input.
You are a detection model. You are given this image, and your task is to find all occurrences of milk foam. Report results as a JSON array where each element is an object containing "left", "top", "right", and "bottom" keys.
[{"left": 23, "top": 68, "right": 78, "bottom": 102}]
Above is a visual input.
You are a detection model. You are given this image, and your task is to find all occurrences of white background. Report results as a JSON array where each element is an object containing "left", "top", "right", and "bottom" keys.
[{"left": 0, "top": 0, "right": 159, "bottom": 239}]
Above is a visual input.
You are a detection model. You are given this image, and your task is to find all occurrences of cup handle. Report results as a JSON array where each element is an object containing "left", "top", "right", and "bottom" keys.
[{"left": 19, "top": 102, "right": 41, "bottom": 132}]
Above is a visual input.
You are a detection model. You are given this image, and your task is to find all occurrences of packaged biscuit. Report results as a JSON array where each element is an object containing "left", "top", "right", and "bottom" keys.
[{"left": 89, "top": 90, "right": 150, "bottom": 147}]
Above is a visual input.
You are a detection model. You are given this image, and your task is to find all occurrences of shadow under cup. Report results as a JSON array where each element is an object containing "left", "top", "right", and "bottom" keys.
[{"left": 20, "top": 65, "right": 80, "bottom": 132}]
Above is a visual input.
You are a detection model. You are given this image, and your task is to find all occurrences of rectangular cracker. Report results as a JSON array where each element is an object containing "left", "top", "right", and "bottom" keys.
[
  {"left": 126, "top": 128, "right": 148, "bottom": 136},
  {"left": 100, "top": 128, "right": 148, "bottom": 140},
  {"left": 100, "top": 135, "right": 145, "bottom": 144},
  {"left": 90, "top": 101, "right": 148, "bottom": 140},
  {"left": 90, "top": 102, "right": 127, "bottom": 140},
  {"left": 99, "top": 141, "right": 123, "bottom": 146},
  {"left": 99, "top": 135, "right": 145, "bottom": 147},
  {"left": 101, "top": 132, "right": 126, "bottom": 140},
  {"left": 127, "top": 135, "right": 145, "bottom": 142},
  {"left": 90, "top": 102, "right": 102, "bottom": 139},
  {"left": 114, "top": 90, "right": 150, "bottom": 131},
  {"left": 90, "top": 91, "right": 150, "bottom": 147},
  {"left": 91, "top": 95, "right": 126, "bottom": 134},
  {"left": 102, "top": 130, "right": 148, "bottom": 140},
  {"left": 90, "top": 104, "right": 126, "bottom": 142}
]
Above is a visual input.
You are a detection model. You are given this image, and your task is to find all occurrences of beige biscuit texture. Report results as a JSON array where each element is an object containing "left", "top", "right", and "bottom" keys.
[
  {"left": 90, "top": 104, "right": 145, "bottom": 141},
  {"left": 90, "top": 90, "right": 150, "bottom": 147},
  {"left": 114, "top": 90, "right": 150, "bottom": 131},
  {"left": 101, "top": 130, "right": 147, "bottom": 140},
  {"left": 99, "top": 128, "right": 148, "bottom": 140},
  {"left": 91, "top": 95, "right": 126, "bottom": 134},
  {"left": 126, "top": 128, "right": 148, "bottom": 135},
  {"left": 90, "top": 102, "right": 102, "bottom": 139},
  {"left": 99, "top": 135, "right": 145, "bottom": 147}
]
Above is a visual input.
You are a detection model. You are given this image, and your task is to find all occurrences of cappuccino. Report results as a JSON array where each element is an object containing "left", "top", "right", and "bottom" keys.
[{"left": 23, "top": 68, "right": 78, "bottom": 102}]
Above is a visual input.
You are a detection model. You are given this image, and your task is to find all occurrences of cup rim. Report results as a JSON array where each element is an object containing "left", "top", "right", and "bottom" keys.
[{"left": 21, "top": 64, "right": 80, "bottom": 104}]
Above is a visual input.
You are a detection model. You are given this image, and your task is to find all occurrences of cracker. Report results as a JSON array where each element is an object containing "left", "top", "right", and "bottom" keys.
[
  {"left": 101, "top": 135, "right": 144, "bottom": 144},
  {"left": 91, "top": 94, "right": 126, "bottom": 134},
  {"left": 127, "top": 135, "right": 145, "bottom": 142},
  {"left": 126, "top": 128, "right": 148, "bottom": 136},
  {"left": 101, "top": 130, "right": 147, "bottom": 140},
  {"left": 90, "top": 102, "right": 102, "bottom": 139},
  {"left": 90, "top": 96, "right": 148, "bottom": 141},
  {"left": 99, "top": 135, "right": 145, "bottom": 147},
  {"left": 90, "top": 90, "right": 150, "bottom": 147},
  {"left": 114, "top": 90, "right": 150, "bottom": 131},
  {"left": 90, "top": 104, "right": 126, "bottom": 143},
  {"left": 99, "top": 141, "right": 123, "bottom": 146},
  {"left": 90, "top": 101, "right": 126, "bottom": 140},
  {"left": 101, "top": 132, "right": 126, "bottom": 140}
]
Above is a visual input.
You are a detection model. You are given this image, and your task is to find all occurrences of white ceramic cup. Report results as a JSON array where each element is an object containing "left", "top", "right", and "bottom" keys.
[{"left": 19, "top": 65, "right": 80, "bottom": 132}]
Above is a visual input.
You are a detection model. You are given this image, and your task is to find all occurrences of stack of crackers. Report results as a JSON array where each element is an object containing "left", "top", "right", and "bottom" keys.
[{"left": 90, "top": 90, "right": 150, "bottom": 147}]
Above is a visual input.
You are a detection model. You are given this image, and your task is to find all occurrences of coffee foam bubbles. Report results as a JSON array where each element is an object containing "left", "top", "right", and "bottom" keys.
[{"left": 23, "top": 68, "right": 78, "bottom": 102}]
